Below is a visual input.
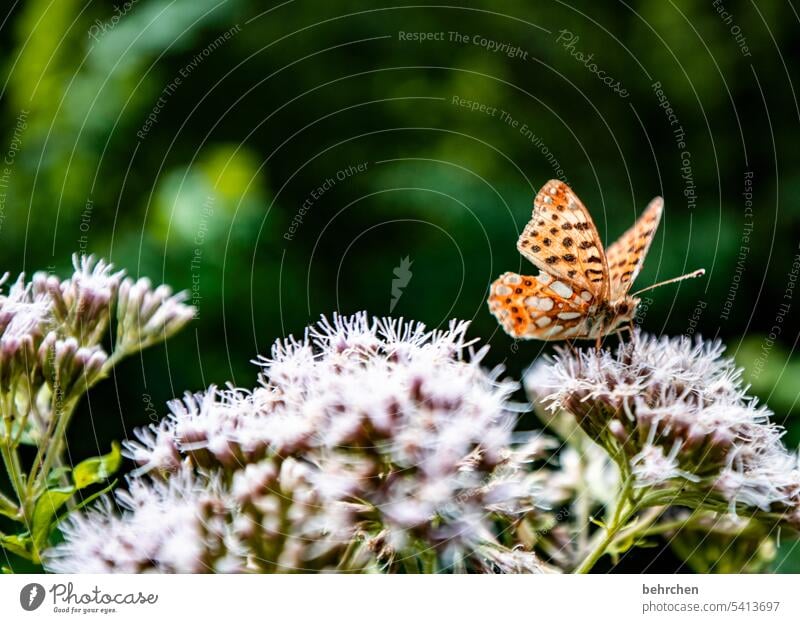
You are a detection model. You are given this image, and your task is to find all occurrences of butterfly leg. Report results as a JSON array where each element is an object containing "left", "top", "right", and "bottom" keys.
[
  {"left": 615, "top": 322, "right": 629, "bottom": 346},
  {"left": 615, "top": 323, "right": 633, "bottom": 344},
  {"left": 565, "top": 338, "right": 579, "bottom": 360}
]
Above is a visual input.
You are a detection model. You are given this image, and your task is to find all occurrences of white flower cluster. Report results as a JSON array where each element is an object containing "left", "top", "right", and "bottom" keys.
[
  {"left": 0, "top": 254, "right": 195, "bottom": 565},
  {"left": 0, "top": 254, "right": 194, "bottom": 426},
  {"left": 47, "top": 313, "right": 553, "bottom": 573},
  {"left": 47, "top": 468, "right": 243, "bottom": 573},
  {"left": 526, "top": 331, "right": 800, "bottom": 525}
]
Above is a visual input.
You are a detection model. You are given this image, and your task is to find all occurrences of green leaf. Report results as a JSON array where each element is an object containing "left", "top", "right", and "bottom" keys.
[
  {"left": 0, "top": 495, "right": 20, "bottom": 520},
  {"left": 31, "top": 487, "right": 75, "bottom": 559},
  {"left": 46, "top": 466, "right": 72, "bottom": 488},
  {"left": 24, "top": 444, "right": 123, "bottom": 561},
  {"left": 0, "top": 534, "right": 33, "bottom": 559},
  {"left": 72, "top": 442, "right": 121, "bottom": 490},
  {"left": 70, "top": 479, "right": 118, "bottom": 515}
]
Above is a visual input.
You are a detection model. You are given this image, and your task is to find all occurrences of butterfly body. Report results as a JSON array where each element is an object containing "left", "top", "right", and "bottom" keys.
[
  {"left": 488, "top": 270, "right": 638, "bottom": 340},
  {"left": 488, "top": 180, "right": 701, "bottom": 341}
]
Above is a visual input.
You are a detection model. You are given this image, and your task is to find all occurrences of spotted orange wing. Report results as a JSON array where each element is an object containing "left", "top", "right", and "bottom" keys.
[
  {"left": 605, "top": 197, "right": 663, "bottom": 301},
  {"left": 517, "top": 180, "right": 609, "bottom": 300},
  {"left": 487, "top": 271, "right": 595, "bottom": 340}
]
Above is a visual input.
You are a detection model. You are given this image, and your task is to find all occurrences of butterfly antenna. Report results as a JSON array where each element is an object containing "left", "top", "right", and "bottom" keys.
[{"left": 631, "top": 268, "right": 705, "bottom": 297}]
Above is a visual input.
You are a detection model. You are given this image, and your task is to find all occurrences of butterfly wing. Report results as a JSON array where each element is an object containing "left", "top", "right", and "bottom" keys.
[
  {"left": 487, "top": 271, "right": 595, "bottom": 340},
  {"left": 517, "top": 180, "right": 609, "bottom": 300},
  {"left": 605, "top": 196, "right": 663, "bottom": 301}
]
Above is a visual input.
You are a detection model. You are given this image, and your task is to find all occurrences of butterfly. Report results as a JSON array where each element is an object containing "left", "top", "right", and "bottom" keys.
[{"left": 488, "top": 180, "right": 704, "bottom": 343}]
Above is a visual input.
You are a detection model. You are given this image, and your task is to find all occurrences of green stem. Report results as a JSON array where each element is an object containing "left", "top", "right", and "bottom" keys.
[
  {"left": 26, "top": 395, "right": 77, "bottom": 512},
  {"left": 36, "top": 399, "right": 77, "bottom": 490},
  {"left": 0, "top": 411, "right": 25, "bottom": 508},
  {"left": 609, "top": 505, "right": 667, "bottom": 546},
  {"left": 573, "top": 477, "right": 636, "bottom": 574},
  {"left": 0, "top": 380, "right": 25, "bottom": 519},
  {"left": 97, "top": 348, "right": 128, "bottom": 382},
  {"left": 336, "top": 536, "right": 361, "bottom": 572},
  {"left": 25, "top": 343, "right": 135, "bottom": 510},
  {"left": 0, "top": 488, "right": 18, "bottom": 514},
  {"left": 632, "top": 512, "right": 702, "bottom": 539},
  {"left": 26, "top": 392, "right": 62, "bottom": 496},
  {"left": 574, "top": 454, "right": 592, "bottom": 553}
]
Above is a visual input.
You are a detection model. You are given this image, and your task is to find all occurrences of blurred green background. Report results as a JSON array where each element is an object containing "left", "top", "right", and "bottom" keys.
[{"left": 1, "top": 0, "right": 798, "bottom": 571}]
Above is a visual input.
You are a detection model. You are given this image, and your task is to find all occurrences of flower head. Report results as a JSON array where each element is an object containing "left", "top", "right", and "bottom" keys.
[
  {"left": 0, "top": 276, "right": 51, "bottom": 390},
  {"left": 526, "top": 330, "right": 800, "bottom": 523},
  {"left": 60, "top": 313, "right": 554, "bottom": 573},
  {"left": 0, "top": 255, "right": 194, "bottom": 401},
  {"left": 116, "top": 276, "right": 195, "bottom": 352},
  {"left": 0, "top": 255, "right": 195, "bottom": 570},
  {"left": 46, "top": 467, "right": 243, "bottom": 573}
]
